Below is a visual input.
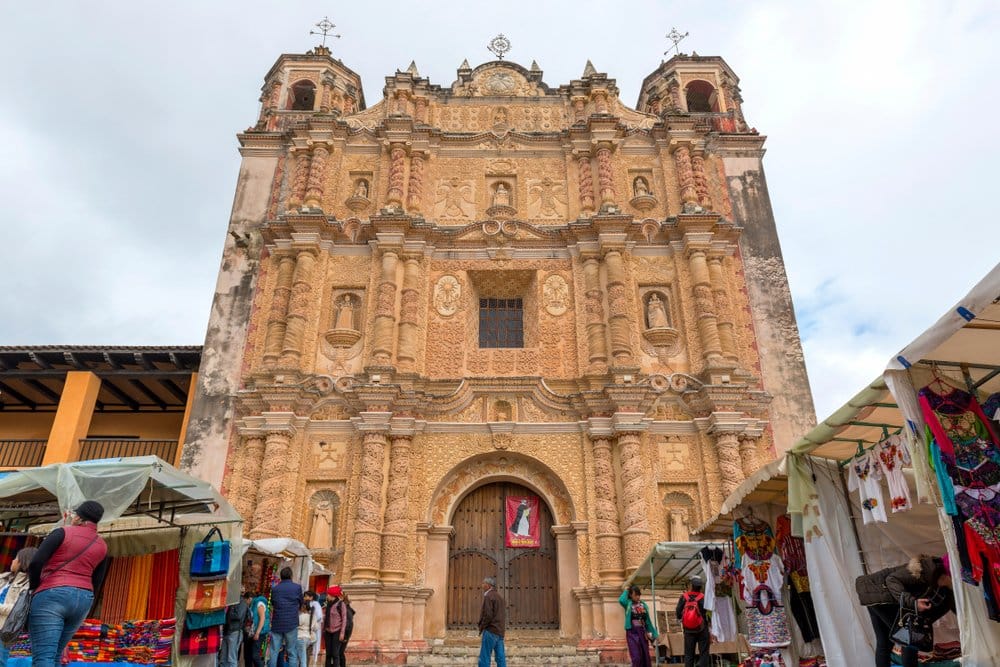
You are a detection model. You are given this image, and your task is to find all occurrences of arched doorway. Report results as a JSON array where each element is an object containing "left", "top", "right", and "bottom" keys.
[{"left": 447, "top": 482, "right": 558, "bottom": 629}]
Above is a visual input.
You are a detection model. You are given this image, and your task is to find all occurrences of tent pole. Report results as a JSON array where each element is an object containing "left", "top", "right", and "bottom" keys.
[{"left": 649, "top": 555, "right": 658, "bottom": 663}]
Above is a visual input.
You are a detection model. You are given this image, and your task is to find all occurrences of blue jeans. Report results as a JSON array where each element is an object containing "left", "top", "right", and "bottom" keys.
[
  {"left": 28, "top": 586, "right": 94, "bottom": 667},
  {"left": 268, "top": 629, "right": 299, "bottom": 667},
  {"left": 0, "top": 639, "right": 9, "bottom": 667},
  {"left": 220, "top": 628, "right": 242, "bottom": 667},
  {"left": 478, "top": 630, "right": 506, "bottom": 667},
  {"left": 296, "top": 638, "right": 309, "bottom": 667}
]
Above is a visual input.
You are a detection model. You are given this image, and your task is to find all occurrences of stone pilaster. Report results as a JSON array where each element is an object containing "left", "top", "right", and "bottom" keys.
[
  {"left": 251, "top": 429, "right": 293, "bottom": 538},
  {"left": 588, "top": 420, "right": 623, "bottom": 582},
  {"left": 713, "top": 431, "right": 744, "bottom": 499},
  {"left": 706, "top": 254, "right": 737, "bottom": 364},
  {"left": 370, "top": 250, "right": 400, "bottom": 366},
  {"left": 230, "top": 434, "right": 265, "bottom": 526},
  {"left": 396, "top": 257, "right": 422, "bottom": 371},
  {"left": 739, "top": 434, "right": 760, "bottom": 478},
  {"left": 671, "top": 144, "right": 699, "bottom": 208},
  {"left": 615, "top": 418, "right": 651, "bottom": 574},
  {"left": 319, "top": 75, "right": 335, "bottom": 114},
  {"left": 380, "top": 423, "right": 415, "bottom": 582},
  {"left": 263, "top": 254, "right": 296, "bottom": 365},
  {"left": 386, "top": 143, "right": 407, "bottom": 208},
  {"left": 304, "top": 143, "right": 330, "bottom": 209},
  {"left": 603, "top": 250, "right": 633, "bottom": 366},
  {"left": 691, "top": 150, "right": 713, "bottom": 210},
  {"left": 406, "top": 152, "right": 425, "bottom": 214},
  {"left": 279, "top": 250, "right": 318, "bottom": 367},
  {"left": 576, "top": 152, "right": 595, "bottom": 214},
  {"left": 685, "top": 248, "right": 724, "bottom": 367},
  {"left": 351, "top": 416, "right": 390, "bottom": 581},
  {"left": 582, "top": 256, "right": 608, "bottom": 372},
  {"left": 288, "top": 148, "right": 311, "bottom": 210},
  {"left": 595, "top": 143, "right": 616, "bottom": 206},
  {"left": 414, "top": 97, "right": 428, "bottom": 124}
]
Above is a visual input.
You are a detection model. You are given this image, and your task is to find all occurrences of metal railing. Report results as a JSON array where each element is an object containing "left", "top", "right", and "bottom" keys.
[
  {"left": 0, "top": 440, "right": 47, "bottom": 468},
  {"left": 78, "top": 439, "right": 179, "bottom": 462}
]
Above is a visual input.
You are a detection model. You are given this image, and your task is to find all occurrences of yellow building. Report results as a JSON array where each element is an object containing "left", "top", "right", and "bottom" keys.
[
  {"left": 0, "top": 346, "right": 200, "bottom": 469},
  {"left": 170, "top": 44, "right": 816, "bottom": 662}
]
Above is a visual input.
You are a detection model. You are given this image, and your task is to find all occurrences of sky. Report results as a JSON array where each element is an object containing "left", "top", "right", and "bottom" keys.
[{"left": 1, "top": 1, "right": 997, "bottom": 419}]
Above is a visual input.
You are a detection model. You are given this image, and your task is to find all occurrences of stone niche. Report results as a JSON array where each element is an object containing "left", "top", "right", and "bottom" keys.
[
  {"left": 345, "top": 171, "right": 373, "bottom": 213},
  {"left": 628, "top": 169, "right": 658, "bottom": 212},
  {"left": 319, "top": 289, "right": 365, "bottom": 374},
  {"left": 638, "top": 286, "right": 682, "bottom": 363}
]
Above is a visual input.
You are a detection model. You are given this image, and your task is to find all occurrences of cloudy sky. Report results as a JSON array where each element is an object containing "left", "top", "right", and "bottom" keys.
[{"left": 1, "top": 1, "right": 997, "bottom": 419}]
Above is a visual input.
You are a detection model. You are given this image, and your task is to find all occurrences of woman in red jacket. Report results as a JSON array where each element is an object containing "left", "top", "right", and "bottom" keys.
[{"left": 27, "top": 501, "right": 109, "bottom": 667}]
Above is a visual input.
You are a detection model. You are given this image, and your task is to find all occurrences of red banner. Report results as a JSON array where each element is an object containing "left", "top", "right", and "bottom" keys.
[{"left": 505, "top": 496, "right": 540, "bottom": 548}]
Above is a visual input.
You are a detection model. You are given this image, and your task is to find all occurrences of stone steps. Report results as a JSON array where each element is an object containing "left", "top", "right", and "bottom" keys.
[{"left": 405, "top": 646, "right": 609, "bottom": 666}]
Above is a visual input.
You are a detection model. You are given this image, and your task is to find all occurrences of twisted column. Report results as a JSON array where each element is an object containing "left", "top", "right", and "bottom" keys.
[
  {"left": 691, "top": 150, "right": 713, "bottom": 210},
  {"left": 714, "top": 432, "right": 745, "bottom": 499},
  {"left": 351, "top": 430, "right": 388, "bottom": 581},
  {"left": 596, "top": 144, "right": 616, "bottom": 205},
  {"left": 414, "top": 97, "right": 428, "bottom": 124},
  {"left": 386, "top": 144, "right": 406, "bottom": 208},
  {"left": 576, "top": 153, "right": 595, "bottom": 214},
  {"left": 304, "top": 143, "right": 330, "bottom": 209},
  {"left": 287, "top": 149, "right": 312, "bottom": 209},
  {"left": 604, "top": 250, "right": 634, "bottom": 365},
  {"left": 739, "top": 435, "right": 760, "bottom": 478},
  {"left": 230, "top": 434, "right": 265, "bottom": 526},
  {"left": 672, "top": 144, "right": 699, "bottom": 207},
  {"left": 370, "top": 250, "right": 400, "bottom": 365},
  {"left": 263, "top": 254, "right": 296, "bottom": 365},
  {"left": 582, "top": 257, "right": 608, "bottom": 371},
  {"left": 706, "top": 254, "right": 737, "bottom": 363},
  {"left": 617, "top": 431, "right": 652, "bottom": 573},
  {"left": 591, "top": 436, "right": 624, "bottom": 581},
  {"left": 251, "top": 430, "right": 293, "bottom": 538},
  {"left": 380, "top": 434, "right": 413, "bottom": 582},
  {"left": 320, "top": 75, "right": 335, "bottom": 114},
  {"left": 406, "top": 153, "right": 425, "bottom": 214},
  {"left": 686, "top": 249, "right": 724, "bottom": 366},
  {"left": 396, "top": 257, "right": 422, "bottom": 371},
  {"left": 279, "top": 250, "right": 317, "bottom": 367}
]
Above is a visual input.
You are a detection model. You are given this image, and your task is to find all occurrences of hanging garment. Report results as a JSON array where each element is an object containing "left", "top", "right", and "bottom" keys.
[
  {"left": 711, "top": 595, "right": 738, "bottom": 643},
  {"left": 873, "top": 434, "right": 913, "bottom": 512},
  {"left": 847, "top": 451, "right": 887, "bottom": 524}
]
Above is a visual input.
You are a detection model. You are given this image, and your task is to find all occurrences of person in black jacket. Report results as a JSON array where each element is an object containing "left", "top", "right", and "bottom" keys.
[
  {"left": 675, "top": 577, "right": 710, "bottom": 667},
  {"left": 855, "top": 555, "right": 954, "bottom": 667},
  {"left": 220, "top": 592, "right": 249, "bottom": 667}
]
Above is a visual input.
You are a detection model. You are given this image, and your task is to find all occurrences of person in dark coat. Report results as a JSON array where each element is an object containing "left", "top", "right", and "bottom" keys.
[
  {"left": 855, "top": 554, "right": 955, "bottom": 667},
  {"left": 477, "top": 577, "right": 506, "bottom": 667},
  {"left": 675, "top": 576, "right": 710, "bottom": 667}
]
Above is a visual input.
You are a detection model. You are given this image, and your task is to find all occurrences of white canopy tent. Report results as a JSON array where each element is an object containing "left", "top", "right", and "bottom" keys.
[{"left": 242, "top": 536, "right": 314, "bottom": 586}]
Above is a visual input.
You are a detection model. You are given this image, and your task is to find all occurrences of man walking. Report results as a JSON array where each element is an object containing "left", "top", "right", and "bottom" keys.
[
  {"left": 675, "top": 576, "right": 710, "bottom": 667},
  {"left": 477, "top": 577, "right": 506, "bottom": 667},
  {"left": 268, "top": 567, "right": 303, "bottom": 667}
]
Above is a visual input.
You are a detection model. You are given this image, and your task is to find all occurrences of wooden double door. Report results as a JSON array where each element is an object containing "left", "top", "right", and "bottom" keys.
[{"left": 447, "top": 482, "right": 559, "bottom": 629}]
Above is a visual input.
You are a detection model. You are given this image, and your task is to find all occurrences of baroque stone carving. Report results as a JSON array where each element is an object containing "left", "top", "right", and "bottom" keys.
[
  {"left": 577, "top": 154, "right": 595, "bottom": 214},
  {"left": 526, "top": 178, "right": 568, "bottom": 219},
  {"left": 542, "top": 274, "right": 570, "bottom": 316},
  {"left": 595, "top": 145, "right": 616, "bottom": 205},
  {"left": 433, "top": 178, "right": 475, "bottom": 220},
  {"left": 618, "top": 432, "right": 652, "bottom": 571},
  {"left": 386, "top": 144, "right": 407, "bottom": 208},
  {"left": 407, "top": 153, "right": 425, "bottom": 213},
  {"left": 351, "top": 431, "right": 388, "bottom": 580},
  {"left": 714, "top": 432, "right": 745, "bottom": 499},
  {"left": 304, "top": 144, "right": 329, "bottom": 209},
  {"left": 288, "top": 150, "right": 311, "bottom": 209},
  {"left": 380, "top": 435, "right": 413, "bottom": 581},
  {"left": 672, "top": 144, "right": 700, "bottom": 210},
  {"left": 308, "top": 490, "right": 339, "bottom": 551},
  {"left": 433, "top": 275, "right": 462, "bottom": 317},
  {"left": 739, "top": 435, "right": 760, "bottom": 478},
  {"left": 591, "top": 437, "right": 623, "bottom": 581}
]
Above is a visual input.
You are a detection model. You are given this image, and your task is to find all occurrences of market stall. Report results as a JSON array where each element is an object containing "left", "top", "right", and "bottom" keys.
[
  {"left": 0, "top": 456, "right": 242, "bottom": 667},
  {"left": 241, "top": 537, "right": 313, "bottom": 597}
]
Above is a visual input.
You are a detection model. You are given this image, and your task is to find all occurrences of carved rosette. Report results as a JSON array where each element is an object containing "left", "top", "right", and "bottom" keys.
[
  {"left": 672, "top": 144, "right": 699, "bottom": 209},
  {"left": 690, "top": 151, "right": 713, "bottom": 210},
  {"left": 279, "top": 250, "right": 317, "bottom": 367},
  {"left": 592, "top": 437, "right": 623, "bottom": 581},
  {"left": 707, "top": 255, "right": 738, "bottom": 363},
  {"left": 231, "top": 435, "right": 265, "bottom": 525},
  {"left": 714, "top": 432, "right": 745, "bottom": 499},
  {"left": 582, "top": 257, "right": 608, "bottom": 372},
  {"left": 406, "top": 153, "right": 425, "bottom": 213},
  {"left": 370, "top": 251, "right": 399, "bottom": 365},
  {"left": 386, "top": 145, "right": 407, "bottom": 208},
  {"left": 288, "top": 150, "right": 312, "bottom": 209},
  {"left": 618, "top": 432, "right": 652, "bottom": 572},
  {"left": 304, "top": 144, "right": 329, "bottom": 209},
  {"left": 604, "top": 251, "right": 634, "bottom": 365},
  {"left": 380, "top": 435, "right": 413, "bottom": 581},
  {"left": 251, "top": 431, "right": 292, "bottom": 538},
  {"left": 351, "top": 430, "right": 388, "bottom": 580},
  {"left": 686, "top": 249, "right": 724, "bottom": 366},
  {"left": 739, "top": 435, "right": 760, "bottom": 478},
  {"left": 396, "top": 258, "right": 422, "bottom": 371},
  {"left": 263, "top": 255, "right": 296, "bottom": 365},
  {"left": 596, "top": 145, "right": 616, "bottom": 205},
  {"left": 577, "top": 154, "right": 595, "bottom": 213}
]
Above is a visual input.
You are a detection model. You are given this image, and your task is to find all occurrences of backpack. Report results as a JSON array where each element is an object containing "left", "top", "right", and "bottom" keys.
[{"left": 681, "top": 592, "right": 705, "bottom": 631}]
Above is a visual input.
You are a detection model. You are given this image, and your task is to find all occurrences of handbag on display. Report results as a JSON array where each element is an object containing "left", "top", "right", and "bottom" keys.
[
  {"left": 186, "top": 578, "right": 228, "bottom": 612},
  {"left": 179, "top": 625, "right": 222, "bottom": 655},
  {"left": 185, "top": 609, "right": 226, "bottom": 630},
  {"left": 890, "top": 596, "right": 934, "bottom": 653},
  {"left": 190, "top": 526, "right": 230, "bottom": 579}
]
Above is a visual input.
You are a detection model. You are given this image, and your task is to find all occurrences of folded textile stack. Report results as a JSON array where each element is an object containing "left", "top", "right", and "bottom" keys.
[
  {"left": 64, "top": 618, "right": 117, "bottom": 662},
  {"left": 117, "top": 618, "right": 176, "bottom": 665},
  {"left": 7, "top": 633, "right": 31, "bottom": 657}
]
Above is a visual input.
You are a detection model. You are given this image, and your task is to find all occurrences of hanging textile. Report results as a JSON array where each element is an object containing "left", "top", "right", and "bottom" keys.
[
  {"left": 873, "top": 433, "right": 913, "bottom": 513},
  {"left": 148, "top": 549, "right": 180, "bottom": 619},
  {"left": 0, "top": 535, "right": 34, "bottom": 573},
  {"left": 775, "top": 515, "right": 820, "bottom": 643},
  {"left": 846, "top": 451, "right": 887, "bottom": 524},
  {"left": 126, "top": 553, "right": 154, "bottom": 619},
  {"left": 100, "top": 556, "right": 133, "bottom": 624},
  {"left": 700, "top": 545, "right": 738, "bottom": 643},
  {"left": 735, "top": 516, "right": 792, "bottom": 649}
]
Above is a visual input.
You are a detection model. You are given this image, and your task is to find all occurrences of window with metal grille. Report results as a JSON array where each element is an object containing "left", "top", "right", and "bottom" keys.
[{"left": 479, "top": 298, "right": 524, "bottom": 348}]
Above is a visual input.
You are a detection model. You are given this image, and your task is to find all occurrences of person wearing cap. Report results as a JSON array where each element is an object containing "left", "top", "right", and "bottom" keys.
[
  {"left": 323, "top": 585, "right": 349, "bottom": 667},
  {"left": 477, "top": 576, "right": 506, "bottom": 667},
  {"left": 27, "top": 500, "right": 109, "bottom": 667},
  {"left": 675, "top": 576, "right": 709, "bottom": 667}
]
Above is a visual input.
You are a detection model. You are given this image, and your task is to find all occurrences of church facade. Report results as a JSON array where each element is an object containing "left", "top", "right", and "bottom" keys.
[{"left": 180, "top": 43, "right": 814, "bottom": 661}]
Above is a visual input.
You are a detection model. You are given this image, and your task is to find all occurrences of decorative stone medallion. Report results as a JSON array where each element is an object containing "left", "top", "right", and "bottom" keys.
[
  {"left": 433, "top": 275, "right": 462, "bottom": 317},
  {"left": 543, "top": 274, "right": 570, "bottom": 316}
]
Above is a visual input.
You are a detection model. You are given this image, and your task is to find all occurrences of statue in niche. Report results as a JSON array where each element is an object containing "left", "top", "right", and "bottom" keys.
[
  {"left": 493, "top": 182, "right": 511, "bottom": 208},
  {"left": 493, "top": 107, "right": 510, "bottom": 126},
  {"left": 493, "top": 400, "right": 513, "bottom": 422},
  {"left": 646, "top": 293, "right": 669, "bottom": 328},
  {"left": 309, "top": 497, "right": 336, "bottom": 550},
  {"left": 334, "top": 294, "right": 358, "bottom": 330},
  {"left": 353, "top": 179, "right": 369, "bottom": 199},
  {"left": 669, "top": 509, "right": 689, "bottom": 541},
  {"left": 633, "top": 176, "right": 650, "bottom": 197}
]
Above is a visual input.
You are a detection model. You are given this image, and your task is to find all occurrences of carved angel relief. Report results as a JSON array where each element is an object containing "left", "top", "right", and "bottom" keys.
[
  {"left": 433, "top": 275, "right": 462, "bottom": 317},
  {"left": 527, "top": 178, "right": 568, "bottom": 219},
  {"left": 433, "top": 178, "right": 476, "bottom": 220}
]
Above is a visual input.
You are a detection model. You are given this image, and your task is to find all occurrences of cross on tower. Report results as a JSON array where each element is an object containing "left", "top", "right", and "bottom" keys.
[
  {"left": 310, "top": 17, "right": 341, "bottom": 47},
  {"left": 664, "top": 27, "right": 689, "bottom": 56}
]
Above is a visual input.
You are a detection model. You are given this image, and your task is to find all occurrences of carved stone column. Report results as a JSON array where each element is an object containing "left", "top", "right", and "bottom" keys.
[
  {"left": 690, "top": 150, "right": 713, "bottom": 210},
  {"left": 591, "top": 434, "right": 623, "bottom": 581},
  {"left": 352, "top": 428, "right": 389, "bottom": 581},
  {"left": 617, "top": 430, "right": 652, "bottom": 573},
  {"left": 714, "top": 431, "right": 745, "bottom": 499},
  {"left": 582, "top": 257, "right": 608, "bottom": 372},
  {"left": 231, "top": 434, "right": 265, "bottom": 525},
  {"left": 380, "top": 432, "right": 414, "bottom": 582},
  {"left": 279, "top": 250, "right": 318, "bottom": 367},
  {"left": 595, "top": 143, "right": 616, "bottom": 206},
  {"left": 672, "top": 144, "right": 699, "bottom": 208},
  {"left": 739, "top": 435, "right": 760, "bottom": 478},
  {"left": 666, "top": 76, "right": 682, "bottom": 111},
  {"left": 686, "top": 248, "right": 724, "bottom": 367},
  {"left": 396, "top": 257, "right": 422, "bottom": 371},
  {"left": 406, "top": 152, "right": 425, "bottom": 214},
  {"left": 263, "top": 254, "right": 296, "bottom": 365},
  {"left": 571, "top": 96, "right": 587, "bottom": 123},
  {"left": 251, "top": 429, "right": 293, "bottom": 538},
  {"left": 370, "top": 250, "right": 400, "bottom": 365},
  {"left": 576, "top": 153, "right": 595, "bottom": 214},
  {"left": 706, "top": 254, "right": 738, "bottom": 363},
  {"left": 414, "top": 97, "right": 428, "bottom": 124},
  {"left": 604, "top": 250, "right": 634, "bottom": 365},
  {"left": 320, "top": 75, "right": 335, "bottom": 114},
  {"left": 386, "top": 143, "right": 407, "bottom": 208},
  {"left": 303, "top": 143, "right": 330, "bottom": 209},
  {"left": 288, "top": 149, "right": 312, "bottom": 210}
]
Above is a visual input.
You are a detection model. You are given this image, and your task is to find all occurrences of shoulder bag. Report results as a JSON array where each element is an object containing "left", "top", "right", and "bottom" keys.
[
  {"left": 190, "top": 526, "right": 231, "bottom": 579},
  {"left": 890, "top": 594, "right": 934, "bottom": 653}
]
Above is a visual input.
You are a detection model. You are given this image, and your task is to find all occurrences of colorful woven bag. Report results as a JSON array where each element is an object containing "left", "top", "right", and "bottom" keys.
[
  {"left": 179, "top": 626, "right": 221, "bottom": 655},
  {"left": 190, "top": 526, "right": 230, "bottom": 579},
  {"left": 186, "top": 578, "right": 228, "bottom": 612},
  {"left": 185, "top": 609, "right": 226, "bottom": 630}
]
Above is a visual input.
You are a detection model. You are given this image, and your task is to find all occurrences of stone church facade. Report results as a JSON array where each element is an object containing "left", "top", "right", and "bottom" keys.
[{"left": 180, "top": 44, "right": 814, "bottom": 661}]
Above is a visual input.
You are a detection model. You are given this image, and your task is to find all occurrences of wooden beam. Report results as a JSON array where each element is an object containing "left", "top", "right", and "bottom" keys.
[
  {"left": 102, "top": 352, "right": 124, "bottom": 370},
  {"left": 133, "top": 353, "right": 154, "bottom": 371},
  {"left": 128, "top": 379, "right": 167, "bottom": 410},
  {"left": 25, "top": 379, "right": 61, "bottom": 403},
  {"left": 28, "top": 352, "right": 52, "bottom": 369},
  {"left": 0, "top": 381, "right": 37, "bottom": 410},
  {"left": 99, "top": 379, "right": 140, "bottom": 411},
  {"left": 63, "top": 352, "right": 86, "bottom": 370},
  {"left": 158, "top": 378, "right": 189, "bottom": 403}
]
